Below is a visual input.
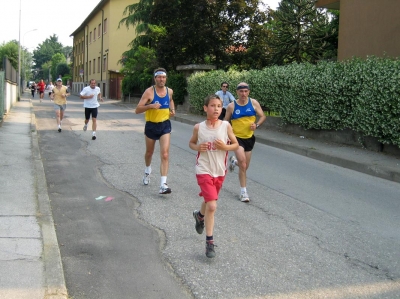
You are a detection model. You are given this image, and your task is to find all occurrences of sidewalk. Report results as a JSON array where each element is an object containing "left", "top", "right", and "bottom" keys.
[{"left": 0, "top": 94, "right": 67, "bottom": 298}]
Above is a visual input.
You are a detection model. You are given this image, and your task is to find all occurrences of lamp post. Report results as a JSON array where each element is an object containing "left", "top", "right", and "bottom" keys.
[
  {"left": 17, "top": 0, "right": 37, "bottom": 100},
  {"left": 21, "top": 29, "right": 37, "bottom": 89}
]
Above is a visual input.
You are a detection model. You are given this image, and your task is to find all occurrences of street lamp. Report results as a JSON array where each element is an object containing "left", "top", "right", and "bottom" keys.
[
  {"left": 17, "top": 0, "right": 37, "bottom": 100},
  {"left": 21, "top": 29, "right": 37, "bottom": 89}
]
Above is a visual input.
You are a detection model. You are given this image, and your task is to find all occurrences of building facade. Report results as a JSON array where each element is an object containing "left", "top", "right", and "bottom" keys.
[
  {"left": 70, "top": 0, "right": 138, "bottom": 99},
  {"left": 315, "top": 0, "right": 400, "bottom": 61}
]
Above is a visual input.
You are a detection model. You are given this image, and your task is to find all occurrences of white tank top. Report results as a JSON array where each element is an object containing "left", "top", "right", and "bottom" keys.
[{"left": 195, "top": 121, "right": 230, "bottom": 177}]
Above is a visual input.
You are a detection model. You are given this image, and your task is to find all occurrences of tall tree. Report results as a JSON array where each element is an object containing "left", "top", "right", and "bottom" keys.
[
  {"left": 32, "top": 34, "right": 63, "bottom": 76},
  {"left": 0, "top": 40, "right": 19, "bottom": 69},
  {"left": 269, "top": 0, "right": 338, "bottom": 65},
  {"left": 50, "top": 53, "right": 66, "bottom": 81},
  {"left": 119, "top": 0, "right": 269, "bottom": 70}
]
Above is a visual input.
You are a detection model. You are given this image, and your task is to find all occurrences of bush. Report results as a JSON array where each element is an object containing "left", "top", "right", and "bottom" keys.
[{"left": 186, "top": 56, "right": 400, "bottom": 147}]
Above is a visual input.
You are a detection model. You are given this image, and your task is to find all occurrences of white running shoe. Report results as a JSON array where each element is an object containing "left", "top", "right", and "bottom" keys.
[
  {"left": 240, "top": 192, "right": 250, "bottom": 202},
  {"left": 143, "top": 173, "right": 150, "bottom": 185},
  {"left": 83, "top": 124, "right": 87, "bottom": 131},
  {"left": 229, "top": 155, "right": 237, "bottom": 172},
  {"left": 159, "top": 183, "right": 172, "bottom": 194}
]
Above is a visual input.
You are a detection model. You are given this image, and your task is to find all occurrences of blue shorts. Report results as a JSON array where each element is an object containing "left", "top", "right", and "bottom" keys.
[
  {"left": 236, "top": 135, "right": 256, "bottom": 152},
  {"left": 54, "top": 104, "right": 67, "bottom": 111},
  {"left": 144, "top": 120, "right": 171, "bottom": 140}
]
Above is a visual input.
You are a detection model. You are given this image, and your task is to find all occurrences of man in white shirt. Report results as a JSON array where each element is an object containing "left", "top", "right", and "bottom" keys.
[
  {"left": 215, "top": 82, "right": 235, "bottom": 120},
  {"left": 80, "top": 79, "right": 104, "bottom": 140}
]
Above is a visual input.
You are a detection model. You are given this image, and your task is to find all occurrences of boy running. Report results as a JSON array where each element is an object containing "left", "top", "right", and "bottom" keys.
[{"left": 189, "top": 94, "right": 238, "bottom": 258}]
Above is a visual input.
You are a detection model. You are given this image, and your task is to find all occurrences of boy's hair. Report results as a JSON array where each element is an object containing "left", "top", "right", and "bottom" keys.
[{"left": 204, "top": 94, "right": 222, "bottom": 106}]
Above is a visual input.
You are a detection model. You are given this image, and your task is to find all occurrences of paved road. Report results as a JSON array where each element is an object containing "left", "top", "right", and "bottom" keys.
[{"left": 33, "top": 95, "right": 400, "bottom": 299}]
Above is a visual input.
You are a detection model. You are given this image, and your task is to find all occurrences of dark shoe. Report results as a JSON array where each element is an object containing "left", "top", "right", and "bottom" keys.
[
  {"left": 58, "top": 128, "right": 61, "bottom": 133},
  {"left": 92, "top": 135, "right": 96, "bottom": 140},
  {"left": 193, "top": 210, "right": 204, "bottom": 234},
  {"left": 205, "top": 242, "right": 216, "bottom": 258}
]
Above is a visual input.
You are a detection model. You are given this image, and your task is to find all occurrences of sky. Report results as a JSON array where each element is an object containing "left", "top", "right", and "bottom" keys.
[{"left": 0, "top": 0, "right": 281, "bottom": 52}]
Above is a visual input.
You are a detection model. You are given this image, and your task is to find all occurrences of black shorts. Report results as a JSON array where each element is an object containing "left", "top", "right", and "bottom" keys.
[
  {"left": 236, "top": 135, "right": 256, "bottom": 152},
  {"left": 85, "top": 107, "right": 98, "bottom": 119},
  {"left": 145, "top": 120, "right": 171, "bottom": 140}
]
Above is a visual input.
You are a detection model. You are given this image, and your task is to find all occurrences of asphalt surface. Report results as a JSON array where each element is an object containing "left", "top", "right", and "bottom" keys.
[{"left": 1, "top": 91, "right": 399, "bottom": 298}]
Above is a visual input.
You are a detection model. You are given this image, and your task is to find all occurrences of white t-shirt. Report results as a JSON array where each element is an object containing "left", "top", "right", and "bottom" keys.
[{"left": 80, "top": 86, "right": 101, "bottom": 108}]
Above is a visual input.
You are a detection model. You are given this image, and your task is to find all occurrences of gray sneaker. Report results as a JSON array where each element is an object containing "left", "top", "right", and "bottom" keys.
[
  {"left": 240, "top": 191, "right": 250, "bottom": 202},
  {"left": 205, "top": 242, "right": 216, "bottom": 258},
  {"left": 159, "top": 183, "right": 171, "bottom": 194},
  {"left": 193, "top": 210, "right": 204, "bottom": 234},
  {"left": 142, "top": 173, "right": 150, "bottom": 185},
  {"left": 229, "top": 155, "right": 237, "bottom": 172},
  {"left": 83, "top": 124, "right": 87, "bottom": 131}
]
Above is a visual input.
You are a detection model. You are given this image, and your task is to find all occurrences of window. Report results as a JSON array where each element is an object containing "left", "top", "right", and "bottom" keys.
[
  {"left": 89, "top": 32, "right": 92, "bottom": 43},
  {"left": 103, "top": 19, "right": 107, "bottom": 33},
  {"left": 98, "top": 24, "right": 101, "bottom": 37},
  {"left": 89, "top": 61, "right": 91, "bottom": 75},
  {"left": 98, "top": 57, "right": 100, "bottom": 73},
  {"left": 103, "top": 55, "right": 107, "bottom": 71},
  {"left": 94, "top": 28, "right": 96, "bottom": 41},
  {"left": 93, "top": 59, "right": 96, "bottom": 73}
]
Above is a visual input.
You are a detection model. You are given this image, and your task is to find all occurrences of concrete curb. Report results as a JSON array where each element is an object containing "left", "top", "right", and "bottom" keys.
[{"left": 30, "top": 101, "right": 68, "bottom": 299}]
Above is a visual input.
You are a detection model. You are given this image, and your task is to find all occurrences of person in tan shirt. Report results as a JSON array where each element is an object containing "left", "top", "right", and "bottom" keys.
[{"left": 50, "top": 78, "right": 70, "bottom": 132}]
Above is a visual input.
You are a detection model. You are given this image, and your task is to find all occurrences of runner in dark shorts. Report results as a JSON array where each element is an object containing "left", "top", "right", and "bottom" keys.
[{"left": 144, "top": 120, "right": 172, "bottom": 140}]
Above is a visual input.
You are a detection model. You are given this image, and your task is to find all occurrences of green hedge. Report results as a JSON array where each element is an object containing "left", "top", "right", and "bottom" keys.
[{"left": 187, "top": 57, "right": 400, "bottom": 147}]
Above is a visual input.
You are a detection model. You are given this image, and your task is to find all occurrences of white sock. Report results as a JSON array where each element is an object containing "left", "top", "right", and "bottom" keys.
[
  {"left": 92, "top": 131, "right": 96, "bottom": 135},
  {"left": 145, "top": 166, "right": 152, "bottom": 174},
  {"left": 161, "top": 176, "right": 167, "bottom": 186},
  {"left": 58, "top": 124, "right": 61, "bottom": 128},
  {"left": 241, "top": 187, "right": 247, "bottom": 194}
]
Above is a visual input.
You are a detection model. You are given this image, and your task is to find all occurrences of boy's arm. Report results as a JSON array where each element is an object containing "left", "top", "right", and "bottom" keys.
[
  {"left": 189, "top": 124, "right": 209, "bottom": 152},
  {"left": 214, "top": 123, "right": 238, "bottom": 151}
]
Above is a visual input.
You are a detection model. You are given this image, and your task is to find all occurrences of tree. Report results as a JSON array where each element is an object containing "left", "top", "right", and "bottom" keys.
[
  {"left": 0, "top": 40, "right": 19, "bottom": 69},
  {"left": 32, "top": 35, "right": 64, "bottom": 78},
  {"left": 50, "top": 53, "right": 66, "bottom": 81},
  {"left": 269, "top": 0, "right": 338, "bottom": 65},
  {"left": 119, "top": 0, "right": 269, "bottom": 70},
  {"left": 56, "top": 63, "right": 70, "bottom": 78}
]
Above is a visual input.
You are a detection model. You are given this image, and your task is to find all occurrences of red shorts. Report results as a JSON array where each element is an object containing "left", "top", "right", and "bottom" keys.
[{"left": 196, "top": 174, "right": 225, "bottom": 202}]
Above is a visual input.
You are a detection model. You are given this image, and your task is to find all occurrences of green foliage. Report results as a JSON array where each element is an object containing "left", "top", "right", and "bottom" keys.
[
  {"left": 187, "top": 57, "right": 400, "bottom": 147},
  {"left": 269, "top": 0, "right": 338, "bottom": 65},
  {"left": 56, "top": 63, "right": 70, "bottom": 78},
  {"left": 121, "top": 46, "right": 158, "bottom": 95},
  {"left": 120, "top": 0, "right": 270, "bottom": 71},
  {"left": 0, "top": 40, "right": 19, "bottom": 69},
  {"left": 33, "top": 35, "right": 63, "bottom": 68},
  {"left": 187, "top": 69, "right": 247, "bottom": 112},
  {"left": 51, "top": 53, "right": 66, "bottom": 81},
  {"left": 166, "top": 72, "right": 187, "bottom": 106}
]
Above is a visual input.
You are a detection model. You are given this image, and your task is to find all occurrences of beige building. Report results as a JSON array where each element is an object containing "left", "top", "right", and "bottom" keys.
[
  {"left": 315, "top": 0, "right": 400, "bottom": 61},
  {"left": 70, "top": 0, "right": 138, "bottom": 99}
]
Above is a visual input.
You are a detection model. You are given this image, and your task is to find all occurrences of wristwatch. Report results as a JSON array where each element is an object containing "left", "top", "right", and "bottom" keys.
[{"left": 256, "top": 123, "right": 260, "bottom": 128}]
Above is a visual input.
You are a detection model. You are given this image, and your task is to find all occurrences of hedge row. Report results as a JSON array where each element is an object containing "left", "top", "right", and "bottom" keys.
[{"left": 187, "top": 57, "right": 400, "bottom": 146}]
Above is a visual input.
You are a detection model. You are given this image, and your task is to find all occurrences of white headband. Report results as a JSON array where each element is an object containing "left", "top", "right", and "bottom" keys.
[{"left": 154, "top": 71, "right": 167, "bottom": 77}]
